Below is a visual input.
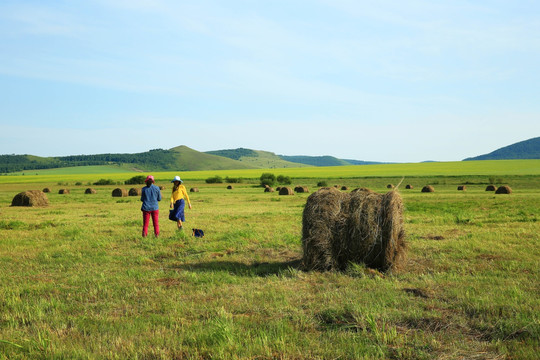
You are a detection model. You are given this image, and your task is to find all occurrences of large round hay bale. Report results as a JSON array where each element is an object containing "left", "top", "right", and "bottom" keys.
[
  {"left": 485, "top": 185, "right": 497, "bottom": 191},
  {"left": 58, "top": 189, "right": 70, "bottom": 194},
  {"left": 302, "top": 187, "right": 348, "bottom": 271},
  {"left": 11, "top": 190, "right": 49, "bottom": 207},
  {"left": 279, "top": 187, "right": 294, "bottom": 195},
  {"left": 405, "top": 184, "right": 413, "bottom": 189},
  {"left": 301, "top": 187, "right": 406, "bottom": 272},
  {"left": 495, "top": 185, "right": 512, "bottom": 194},
  {"left": 421, "top": 185, "right": 434, "bottom": 193},
  {"left": 190, "top": 187, "right": 199, "bottom": 193},
  {"left": 264, "top": 187, "right": 275, "bottom": 192},
  {"left": 42, "top": 187, "right": 51, "bottom": 193},
  {"left": 276, "top": 187, "right": 282, "bottom": 192},
  {"left": 85, "top": 188, "right": 97, "bottom": 194},
  {"left": 128, "top": 188, "right": 141, "bottom": 196},
  {"left": 112, "top": 188, "right": 128, "bottom": 197},
  {"left": 294, "top": 186, "right": 309, "bottom": 193},
  {"left": 457, "top": 185, "right": 466, "bottom": 191}
]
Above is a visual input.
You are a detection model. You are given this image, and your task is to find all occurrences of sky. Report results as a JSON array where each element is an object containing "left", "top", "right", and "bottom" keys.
[{"left": 1, "top": 0, "right": 539, "bottom": 163}]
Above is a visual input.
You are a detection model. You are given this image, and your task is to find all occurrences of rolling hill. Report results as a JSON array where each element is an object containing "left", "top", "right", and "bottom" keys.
[{"left": 464, "top": 137, "right": 540, "bottom": 161}]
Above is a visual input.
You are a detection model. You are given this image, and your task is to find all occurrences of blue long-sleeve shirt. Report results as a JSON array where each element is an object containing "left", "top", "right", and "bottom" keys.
[{"left": 140, "top": 184, "right": 162, "bottom": 211}]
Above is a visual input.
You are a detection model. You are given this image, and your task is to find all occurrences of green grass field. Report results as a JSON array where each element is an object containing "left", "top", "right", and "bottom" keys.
[{"left": 0, "top": 161, "right": 538, "bottom": 359}]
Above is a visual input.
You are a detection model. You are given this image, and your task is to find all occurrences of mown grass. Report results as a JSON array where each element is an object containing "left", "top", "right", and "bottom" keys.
[{"left": 0, "top": 174, "right": 538, "bottom": 359}]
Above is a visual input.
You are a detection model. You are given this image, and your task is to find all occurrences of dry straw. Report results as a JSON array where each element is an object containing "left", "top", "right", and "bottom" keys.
[
  {"left": 112, "top": 188, "right": 128, "bottom": 197},
  {"left": 11, "top": 190, "right": 49, "bottom": 207},
  {"left": 279, "top": 187, "right": 294, "bottom": 195},
  {"left": 495, "top": 185, "right": 512, "bottom": 194},
  {"left": 301, "top": 187, "right": 406, "bottom": 272}
]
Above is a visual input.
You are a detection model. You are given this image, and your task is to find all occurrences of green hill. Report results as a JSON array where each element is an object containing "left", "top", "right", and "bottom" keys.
[
  {"left": 206, "top": 148, "right": 309, "bottom": 168},
  {"left": 170, "top": 146, "right": 255, "bottom": 171},
  {"left": 279, "top": 155, "right": 350, "bottom": 167},
  {"left": 464, "top": 137, "right": 540, "bottom": 161}
]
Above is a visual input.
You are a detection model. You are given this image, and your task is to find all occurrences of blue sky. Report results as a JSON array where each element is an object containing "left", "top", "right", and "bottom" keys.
[{"left": 1, "top": 0, "right": 539, "bottom": 162}]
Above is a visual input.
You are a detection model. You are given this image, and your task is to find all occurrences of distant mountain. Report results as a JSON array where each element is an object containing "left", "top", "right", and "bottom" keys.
[
  {"left": 205, "top": 148, "right": 310, "bottom": 168},
  {"left": 1, "top": 145, "right": 386, "bottom": 173},
  {"left": 463, "top": 137, "right": 540, "bottom": 161},
  {"left": 279, "top": 155, "right": 350, "bottom": 167}
]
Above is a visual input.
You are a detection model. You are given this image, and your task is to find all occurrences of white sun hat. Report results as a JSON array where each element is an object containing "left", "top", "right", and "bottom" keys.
[{"left": 171, "top": 175, "right": 183, "bottom": 183}]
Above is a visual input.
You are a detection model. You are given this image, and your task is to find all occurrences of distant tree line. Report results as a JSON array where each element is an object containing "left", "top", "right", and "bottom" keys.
[{"left": 0, "top": 149, "right": 177, "bottom": 173}]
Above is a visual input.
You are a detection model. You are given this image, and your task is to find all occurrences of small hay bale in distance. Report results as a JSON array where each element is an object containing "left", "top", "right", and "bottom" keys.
[
  {"left": 227, "top": 185, "right": 234, "bottom": 190},
  {"left": 387, "top": 184, "right": 394, "bottom": 189},
  {"left": 11, "top": 190, "right": 49, "bottom": 207},
  {"left": 279, "top": 187, "right": 294, "bottom": 195},
  {"left": 128, "top": 188, "right": 141, "bottom": 196},
  {"left": 294, "top": 186, "right": 309, "bottom": 193},
  {"left": 421, "top": 185, "right": 435, "bottom": 193},
  {"left": 301, "top": 187, "right": 406, "bottom": 272},
  {"left": 42, "top": 187, "right": 51, "bottom": 193},
  {"left": 405, "top": 184, "right": 413, "bottom": 189},
  {"left": 341, "top": 186, "right": 349, "bottom": 191},
  {"left": 457, "top": 185, "right": 466, "bottom": 191},
  {"left": 58, "top": 189, "right": 70, "bottom": 194},
  {"left": 85, "top": 188, "right": 97, "bottom": 194},
  {"left": 159, "top": 186, "right": 165, "bottom": 190},
  {"left": 485, "top": 185, "right": 497, "bottom": 191},
  {"left": 264, "top": 187, "right": 275, "bottom": 192},
  {"left": 495, "top": 185, "right": 512, "bottom": 194},
  {"left": 112, "top": 188, "right": 128, "bottom": 197},
  {"left": 190, "top": 187, "right": 199, "bottom": 193}
]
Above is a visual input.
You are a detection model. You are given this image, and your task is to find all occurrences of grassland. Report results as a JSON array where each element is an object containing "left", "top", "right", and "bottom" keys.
[{"left": 0, "top": 161, "right": 538, "bottom": 359}]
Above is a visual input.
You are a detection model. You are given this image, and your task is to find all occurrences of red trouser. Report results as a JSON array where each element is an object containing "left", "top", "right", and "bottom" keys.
[{"left": 142, "top": 210, "right": 159, "bottom": 237}]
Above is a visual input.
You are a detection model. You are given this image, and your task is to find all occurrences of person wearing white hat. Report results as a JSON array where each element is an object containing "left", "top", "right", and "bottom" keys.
[{"left": 169, "top": 175, "right": 192, "bottom": 230}]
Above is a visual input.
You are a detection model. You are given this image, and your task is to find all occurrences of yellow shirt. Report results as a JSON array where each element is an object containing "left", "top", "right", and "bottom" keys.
[{"left": 170, "top": 184, "right": 191, "bottom": 206}]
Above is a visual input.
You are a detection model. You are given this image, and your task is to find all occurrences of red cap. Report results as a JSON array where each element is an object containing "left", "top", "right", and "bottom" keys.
[{"left": 145, "top": 175, "right": 155, "bottom": 182}]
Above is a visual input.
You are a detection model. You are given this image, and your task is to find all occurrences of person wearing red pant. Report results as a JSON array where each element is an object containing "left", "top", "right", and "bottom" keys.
[{"left": 140, "top": 175, "right": 162, "bottom": 237}]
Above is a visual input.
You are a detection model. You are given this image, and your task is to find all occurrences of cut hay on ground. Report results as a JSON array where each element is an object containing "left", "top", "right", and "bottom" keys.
[
  {"left": 58, "top": 189, "right": 70, "bottom": 194},
  {"left": 112, "top": 188, "right": 128, "bottom": 197},
  {"left": 279, "top": 187, "right": 294, "bottom": 195},
  {"left": 405, "top": 184, "right": 413, "bottom": 189},
  {"left": 302, "top": 187, "right": 406, "bottom": 272},
  {"left": 190, "top": 188, "right": 199, "bottom": 192},
  {"left": 85, "top": 188, "right": 97, "bottom": 194},
  {"left": 486, "top": 185, "right": 497, "bottom": 191},
  {"left": 421, "top": 185, "right": 435, "bottom": 193},
  {"left": 264, "top": 187, "right": 275, "bottom": 192},
  {"left": 129, "top": 188, "right": 141, "bottom": 196},
  {"left": 294, "top": 186, "right": 309, "bottom": 193},
  {"left": 11, "top": 190, "right": 49, "bottom": 207},
  {"left": 42, "top": 188, "right": 51, "bottom": 193},
  {"left": 457, "top": 185, "right": 466, "bottom": 191},
  {"left": 495, "top": 185, "right": 512, "bottom": 194}
]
